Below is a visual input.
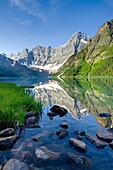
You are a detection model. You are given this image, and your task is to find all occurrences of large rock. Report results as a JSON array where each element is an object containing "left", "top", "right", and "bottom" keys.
[
  {"left": 96, "top": 129, "right": 113, "bottom": 142},
  {"left": 69, "top": 138, "right": 87, "bottom": 152},
  {"left": 50, "top": 105, "right": 67, "bottom": 117},
  {"left": 0, "top": 135, "right": 20, "bottom": 150},
  {"left": 3, "top": 159, "right": 29, "bottom": 170},
  {"left": 0, "top": 128, "right": 14, "bottom": 137},
  {"left": 67, "top": 152, "right": 92, "bottom": 170},
  {"left": 85, "top": 133, "right": 107, "bottom": 149},
  {"left": 25, "top": 116, "right": 37, "bottom": 125},
  {"left": 33, "top": 146, "right": 64, "bottom": 166},
  {"left": 56, "top": 129, "right": 69, "bottom": 139}
]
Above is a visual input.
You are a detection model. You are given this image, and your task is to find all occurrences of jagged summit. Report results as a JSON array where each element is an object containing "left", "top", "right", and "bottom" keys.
[{"left": 9, "top": 31, "right": 90, "bottom": 73}]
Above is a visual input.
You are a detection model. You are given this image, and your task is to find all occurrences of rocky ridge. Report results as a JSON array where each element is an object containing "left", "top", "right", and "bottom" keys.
[
  {"left": 9, "top": 31, "right": 90, "bottom": 73},
  {"left": 0, "top": 53, "right": 49, "bottom": 77}
]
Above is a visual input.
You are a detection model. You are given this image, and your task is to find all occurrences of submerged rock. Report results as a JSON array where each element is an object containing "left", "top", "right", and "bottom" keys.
[
  {"left": 50, "top": 105, "right": 67, "bottom": 117},
  {"left": 69, "top": 138, "right": 87, "bottom": 152},
  {"left": 85, "top": 133, "right": 107, "bottom": 149},
  {"left": 56, "top": 129, "right": 69, "bottom": 139},
  {"left": 33, "top": 146, "right": 64, "bottom": 166},
  {"left": 32, "top": 134, "right": 44, "bottom": 142},
  {"left": 79, "top": 131, "right": 86, "bottom": 136},
  {"left": 3, "top": 159, "right": 30, "bottom": 170},
  {"left": 60, "top": 123, "right": 68, "bottom": 129},
  {"left": 67, "top": 152, "right": 92, "bottom": 170},
  {"left": 0, "top": 135, "right": 20, "bottom": 150},
  {"left": 96, "top": 129, "right": 113, "bottom": 142},
  {"left": 76, "top": 135, "right": 82, "bottom": 140},
  {"left": 73, "top": 130, "right": 78, "bottom": 135},
  {"left": 0, "top": 128, "right": 14, "bottom": 137},
  {"left": 47, "top": 112, "right": 58, "bottom": 119}
]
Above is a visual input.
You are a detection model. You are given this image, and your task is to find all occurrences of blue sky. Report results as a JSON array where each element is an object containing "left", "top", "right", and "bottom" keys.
[{"left": 0, "top": 0, "right": 113, "bottom": 54}]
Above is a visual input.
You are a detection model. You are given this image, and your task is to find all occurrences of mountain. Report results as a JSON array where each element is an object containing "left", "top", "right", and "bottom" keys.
[
  {"left": 9, "top": 31, "right": 90, "bottom": 73},
  {"left": 0, "top": 54, "right": 48, "bottom": 77},
  {"left": 58, "top": 19, "right": 113, "bottom": 77}
]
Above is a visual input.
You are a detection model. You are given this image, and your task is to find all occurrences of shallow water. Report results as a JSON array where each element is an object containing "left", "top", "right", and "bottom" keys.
[{"left": 0, "top": 77, "right": 113, "bottom": 169}]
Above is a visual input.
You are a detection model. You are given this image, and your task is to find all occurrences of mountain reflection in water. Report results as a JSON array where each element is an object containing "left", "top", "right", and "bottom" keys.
[
  {"left": 33, "top": 77, "right": 113, "bottom": 128},
  {"left": 32, "top": 80, "right": 89, "bottom": 120}
]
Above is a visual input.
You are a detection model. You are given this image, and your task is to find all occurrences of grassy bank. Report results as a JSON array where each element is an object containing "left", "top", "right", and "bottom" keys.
[{"left": 0, "top": 83, "right": 42, "bottom": 130}]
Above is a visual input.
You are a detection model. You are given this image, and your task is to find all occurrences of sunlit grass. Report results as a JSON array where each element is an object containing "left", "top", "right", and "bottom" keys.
[{"left": 0, "top": 83, "right": 42, "bottom": 130}]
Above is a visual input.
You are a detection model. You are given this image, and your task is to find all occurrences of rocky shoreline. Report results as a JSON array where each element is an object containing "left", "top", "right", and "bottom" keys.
[{"left": 0, "top": 105, "right": 113, "bottom": 170}]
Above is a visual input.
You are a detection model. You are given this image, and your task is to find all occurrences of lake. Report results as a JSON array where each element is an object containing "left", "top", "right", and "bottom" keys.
[{"left": 0, "top": 76, "right": 113, "bottom": 169}]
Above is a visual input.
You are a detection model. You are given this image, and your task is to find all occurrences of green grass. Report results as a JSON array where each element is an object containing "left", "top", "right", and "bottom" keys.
[
  {"left": 0, "top": 83, "right": 42, "bottom": 130},
  {"left": 90, "top": 57, "right": 113, "bottom": 76}
]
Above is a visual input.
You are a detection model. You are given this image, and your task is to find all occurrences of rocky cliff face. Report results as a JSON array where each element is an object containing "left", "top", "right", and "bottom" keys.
[
  {"left": 10, "top": 31, "right": 90, "bottom": 73},
  {"left": 0, "top": 54, "right": 49, "bottom": 77},
  {"left": 58, "top": 19, "right": 113, "bottom": 77}
]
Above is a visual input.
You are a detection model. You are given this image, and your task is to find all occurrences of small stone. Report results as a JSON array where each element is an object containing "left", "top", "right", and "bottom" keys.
[
  {"left": 0, "top": 128, "right": 14, "bottom": 137},
  {"left": 25, "top": 116, "right": 37, "bottom": 125},
  {"left": 3, "top": 159, "right": 29, "bottom": 170},
  {"left": 56, "top": 129, "right": 68, "bottom": 139},
  {"left": 85, "top": 133, "right": 107, "bottom": 149},
  {"left": 67, "top": 152, "right": 92, "bottom": 170},
  {"left": 60, "top": 123, "right": 68, "bottom": 129},
  {"left": 96, "top": 129, "right": 113, "bottom": 143},
  {"left": 73, "top": 130, "right": 78, "bottom": 135},
  {"left": 27, "top": 142, "right": 33, "bottom": 148},
  {"left": 69, "top": 138, "right": 87, "bottom": 152},
  {"left": 22, "top": 152, "right": 32, "bottom": 165},
  {"left": 26, "top": 111, "right": 37, "bottom": 119},
  {"left": 79, "top": 131, "right": 85, "bottom": 136},
  {"left": 76, "top": 135, "right": 82, "bottom": 140},
  {"left": 32, "top": 134, "right": 44, "bottom": 142},
  {"left": 0, "top": 135, "right": 20, "bottom": 150}
]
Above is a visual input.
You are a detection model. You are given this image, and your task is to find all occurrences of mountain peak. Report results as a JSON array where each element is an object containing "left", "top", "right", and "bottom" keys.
[{"left": 9, "top": 31, "right": 90, "bottom": 73}]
